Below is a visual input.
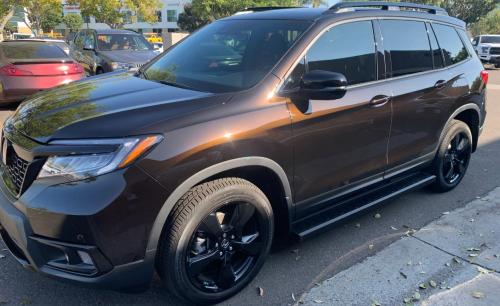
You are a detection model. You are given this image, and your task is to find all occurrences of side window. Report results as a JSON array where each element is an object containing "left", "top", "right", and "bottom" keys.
[
  {"left": 306, "top": 21, "right": 377, "bottom": 86},
  {"left": 380, "top": 20, "right": 432, "bottom": 77},
  {"left": 75, "top": 31, "right": 85, "bottom": 48},
  {"left": 432, "top": 24, "right": 469, "bottom": 66},
  {"left": 426, "top": 23, "right": 445, "bottom": 69},
  {"left": 472, "top": 37, "right": 479, "bottom": 46},
  {"left": 84, "top": 32, "right": 96, "bottom": 48},
  {"left": 283, "top": 57, "right": 306, "bottom": 90}
]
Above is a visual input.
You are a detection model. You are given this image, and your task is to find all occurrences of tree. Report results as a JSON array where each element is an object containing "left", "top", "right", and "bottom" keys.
[
  {"left": 0, "top": 0, "right": 19, "bottom": 41},
  {"left": 177, "top": 0, "right": 305, "bottom": 32},
  {"left": 470, "top": 9, "right": 500, "bottom": 35},
  {"left": 304, "top": 0, "right": 327, "bottom": 7},
  {"left": 23, "top": 0, "right": 62, "bottom": 36},
  {"left": 63, "top": 13, "right": 84, "bottom": 33},
  {"left": 69, "top": 0, "right": 163, "bottom": 29}
]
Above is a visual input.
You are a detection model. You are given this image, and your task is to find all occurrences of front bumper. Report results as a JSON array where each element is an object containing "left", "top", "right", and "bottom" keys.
[
  {"left": 479, "top": 54, "right": 500, "bottom": 64},
  {"left": 0, "top": 163, "right": 166, "bottom": 290}
]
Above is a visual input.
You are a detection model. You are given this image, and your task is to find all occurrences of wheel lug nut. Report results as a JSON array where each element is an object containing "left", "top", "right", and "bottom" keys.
[
  {"left": 229, "top": 246, "right": 233, "bottom": 251},
  {"left": 215, "top": 243, "right": 219, "bottom": 248},
  {"left": 219, "top": 251, "right": 223, "bottom": 256},
  {"left": 231, "top": 235, "right": 235, "bottom": 239},
  {"left": 223, "top": 233, "right": 227, "bottom": 238}
]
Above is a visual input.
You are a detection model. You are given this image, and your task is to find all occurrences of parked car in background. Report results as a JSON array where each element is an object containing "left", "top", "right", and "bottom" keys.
[
  {"left": 472, "top": 35, "right": 500, "bottom": 67},
  {"left": 70, "top": 29, "right": 157, "bottom": 75},
  {"left": 20, "top": 39, "right": 70, "bottom": 55},
  {"left": 0, "top": 40, "right": 84, "bottom": 104}
]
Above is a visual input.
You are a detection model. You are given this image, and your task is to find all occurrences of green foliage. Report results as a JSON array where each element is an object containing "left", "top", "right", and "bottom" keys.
[
  {"left": 23, "top": 0, "right": 63, "bottom": 35},
  {"left": 178, "top": 0, "right": 307, "bottom": 32},
  {"left": 63, "top": 13, "right": 84, "bottom": 32},
  {"left": 470, "top": 9, "right": 500, "bottom": 35},
  {"left": 69, "top": 0, "right": 163, "bottom": 29}
]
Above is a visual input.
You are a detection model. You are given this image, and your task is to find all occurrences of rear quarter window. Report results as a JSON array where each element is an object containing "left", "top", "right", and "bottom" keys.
[
  {"left": 431, "top": 24, "right": 469, "bottom": 66},
  {"left": 1, "top": 43, "right": 68, "bottom": 60}
]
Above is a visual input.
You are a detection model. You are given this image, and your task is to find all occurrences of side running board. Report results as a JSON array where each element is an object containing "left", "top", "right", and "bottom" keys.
[{"left": 292, "top": 173, "right": 436, "bottom": 239}]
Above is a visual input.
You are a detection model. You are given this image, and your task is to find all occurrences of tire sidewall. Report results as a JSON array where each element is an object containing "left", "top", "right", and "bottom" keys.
[{"left": 165, "top": 181, "right": 274, "bottom": 304}]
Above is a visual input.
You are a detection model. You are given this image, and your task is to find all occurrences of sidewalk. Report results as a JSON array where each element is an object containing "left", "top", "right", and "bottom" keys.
[{"left": 300, "top": 188, "right": 500, "bottom": 306}]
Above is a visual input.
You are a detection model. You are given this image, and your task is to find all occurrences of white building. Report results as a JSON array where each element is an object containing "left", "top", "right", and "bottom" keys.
[{"left": 58, "top": 0, "right": 190, "bottom": 33}]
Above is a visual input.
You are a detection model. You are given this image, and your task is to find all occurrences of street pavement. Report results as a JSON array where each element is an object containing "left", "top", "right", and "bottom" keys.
[{"left": 1, "top": 69, "right": 500, "bottom": 305}]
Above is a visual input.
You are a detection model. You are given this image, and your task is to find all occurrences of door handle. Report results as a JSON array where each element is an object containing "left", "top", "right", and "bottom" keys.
[
  {"left": 369, "top": 95, "right": 391, "bottom": 107},
  {"left": 435, "top": 80, "right": 447, "bottom": 89}
]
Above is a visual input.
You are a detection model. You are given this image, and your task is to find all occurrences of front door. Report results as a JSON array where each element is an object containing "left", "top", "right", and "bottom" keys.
[{"left": 286, "top": 20, "right": 393, "bottom": 217}]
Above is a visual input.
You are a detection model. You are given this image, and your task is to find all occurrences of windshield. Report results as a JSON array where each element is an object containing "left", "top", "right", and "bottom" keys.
[
  {"left": 142, "top": 20, "right": 310, "bottom": 93},
  {"left": 481, "top": 36, "right": 500, "bottom": 44},
  {"left": 97, "top": 34, "right": 153, "bottom": 51}
]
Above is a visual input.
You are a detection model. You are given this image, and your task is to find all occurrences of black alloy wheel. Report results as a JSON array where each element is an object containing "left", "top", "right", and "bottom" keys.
[
  {"left": 186, "top": 201, "right": 265, "bottom": 292},
  {"left": 430, "top": 119, "right": 473, "bottom": 192},
  {"left": 158, "top": 178, "right": 274, "bottom": 304},
  {"left": 442, "top": 132, "right": 471, "bottom": 185}
]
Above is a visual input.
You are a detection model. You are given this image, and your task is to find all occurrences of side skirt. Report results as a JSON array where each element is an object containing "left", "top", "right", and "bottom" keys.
[{"left": 291, "top": 172, "right": 436, "bottom": 239}]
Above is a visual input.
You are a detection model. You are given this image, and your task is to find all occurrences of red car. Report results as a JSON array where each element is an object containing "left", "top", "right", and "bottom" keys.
[{"left": 0, "top": 40, "right": 85, "bottom": 104}]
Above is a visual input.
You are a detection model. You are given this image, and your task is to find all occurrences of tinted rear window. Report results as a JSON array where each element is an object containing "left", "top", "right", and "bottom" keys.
[
  {"left": 432, "top": 24, "right": 469, "bottom": 66},
  {"left": 380, "top": 20, "right": 433, "bottom": 77},
  {"left": 1, "top": 42, "right": 68, "bottom": 60}
]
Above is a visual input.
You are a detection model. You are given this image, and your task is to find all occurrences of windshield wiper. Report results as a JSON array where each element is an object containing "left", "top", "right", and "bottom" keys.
[{"left": 157, "top": 80, "right": 198, "bottom": 91}]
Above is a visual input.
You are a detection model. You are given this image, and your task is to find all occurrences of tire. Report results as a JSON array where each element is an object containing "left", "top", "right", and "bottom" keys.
[
  {"left": 157, "top": 178, "right": 274, "bottom": 304},
  {"left": 430, "top": 120, "right": 473, "bottom": 192},
  {"left": 495, "top": 63, "right": 500, "bottom": 69},
  {"left": 95, "top": 67, "right": 104, "bottom": 75}
]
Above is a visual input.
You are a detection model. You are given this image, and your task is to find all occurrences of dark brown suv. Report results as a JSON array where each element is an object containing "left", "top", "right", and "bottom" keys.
[{"left": 0, "top": 2, "right": 488, "bottom": 304}]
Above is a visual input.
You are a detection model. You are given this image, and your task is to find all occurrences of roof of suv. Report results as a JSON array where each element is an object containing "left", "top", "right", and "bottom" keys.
[
  {"left": 226, "top": 3, "right": 464, "bottom": 27},
  {"left": 91, "top": 29, "right": 141, "bottom": 35}
]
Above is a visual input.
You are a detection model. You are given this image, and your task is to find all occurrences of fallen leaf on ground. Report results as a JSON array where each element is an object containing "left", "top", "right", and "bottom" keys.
[
  {"left": 477, "top": 266, "right": 491, "bottom": 274},
  {"left": 0, "top": 254, "right": 5, "bottom": 259},
  {"left": 257, "top": 287, "right": 264, "bottom": 296},
  {"left": 429, "top": 280, "right": 437, "bottom": 288},
  {"left": 469, "top": 253, "right": 479, "bottom": 258},
  {"left": 419, "top": 283, "right": 427, "bottom": 290},
  {"left": 374, "top": 213, "right": 381, "bottom": 219},
  {"left": 368, "top": 244, "right": 374, "bottom": 250},
  {"left": 391, "top": 226, "right": 398, "bottom": 231},
  {"left": 400, "top": 271, "right": 408, "bottom": 279},
  {"left": 412, "top": 292, "right": 421, "bottom": 301},
  {"left": 371, "top": 300, "right": 381, "bottom": 306},
  {"left": 453, "top": 258, "right": 461, "bottom": 264},
  {"left": 442, "top": 211, "right": 450, "bottom": 215},
  {"left": 313, "top": 299, "right": 324, "bottom": 304},
  {"left": 467, "top": 248, "right": 481, "bottom": 252},
  {"left": 471, "top": 291, "right": 485, "bottom": 299},
  {"left": 355, "top": 223, "right": 361, "bottom": 228},
  {"left": 292, "top": 293, "right": 296, "bottom": 302}
]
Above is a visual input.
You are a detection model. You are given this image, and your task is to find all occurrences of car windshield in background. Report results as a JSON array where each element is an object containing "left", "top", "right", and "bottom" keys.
[
  {"left": 0, "top": 42, "right": 68, "bottom": 59},
  {"left": 97, "top": 34, "right": 153, "bottom": 51},
  {"left": 482, "top": 36, "right": 500, "bottom": 44},
  {"left": 142, "top": 19, "right": 311, "bottom": 93}
]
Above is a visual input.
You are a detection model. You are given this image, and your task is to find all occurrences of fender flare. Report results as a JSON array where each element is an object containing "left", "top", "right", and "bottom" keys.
[
  {"left": 436, "top": 103, "right": 481, "bottom": 153},
  {"left": 146, "top": 157, "right": 293, "bottom": 253}
]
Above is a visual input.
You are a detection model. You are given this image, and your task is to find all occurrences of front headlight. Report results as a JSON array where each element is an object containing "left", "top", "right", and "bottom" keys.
[
  {"left": 482, "top": 46, "right": 490, "bottom": 54},
  {"left": 111, "top": 62, "right": 133, "bottom": 71},
  {"left": 38, "top": 136, "right": 162, "bottom": 181}
]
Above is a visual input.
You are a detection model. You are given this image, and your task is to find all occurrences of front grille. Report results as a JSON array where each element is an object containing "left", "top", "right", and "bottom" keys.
[
  {"left": 490, "top": 47, "right": 500, "bottom": 55},
  {"left": 5, "top": 147, "right": 29, "bottom": 194}
]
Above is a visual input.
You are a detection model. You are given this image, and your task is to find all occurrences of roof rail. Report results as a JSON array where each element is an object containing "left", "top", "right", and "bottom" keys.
[
  {"left": 327, "top": 1, "right": 448, "bottom": 16},
  {"left": 235, "top": 6, "right": 302, "bottom": 15}
]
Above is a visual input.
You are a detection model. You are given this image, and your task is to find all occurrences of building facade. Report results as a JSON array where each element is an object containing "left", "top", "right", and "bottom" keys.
[{"left": 58, "top": 0, "right": 190, "bottom": 33}]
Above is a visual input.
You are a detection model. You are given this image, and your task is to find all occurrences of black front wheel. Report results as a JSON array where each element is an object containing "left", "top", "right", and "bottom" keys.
[
  {"left": 430, "top": 120, "right": 473, "bottom": 192},
  {"left": 157, "top": 178, "right": 274, "bottom": 304}
]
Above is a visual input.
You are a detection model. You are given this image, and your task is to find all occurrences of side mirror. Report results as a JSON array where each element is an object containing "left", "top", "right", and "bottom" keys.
[
  {"left": 83, "top": 42, "right": 95, "bottom": 51},
  {"left": 279, "top": 70, "right": 348, "bottom": 113}
]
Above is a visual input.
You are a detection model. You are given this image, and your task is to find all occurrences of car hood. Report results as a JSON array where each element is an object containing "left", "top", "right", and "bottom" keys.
[
  {"left": 7, "top": 72, "right": 230, "bottom": 144},
  {"left": 98, "top": 50, "right": 157, "bottom": 64}
]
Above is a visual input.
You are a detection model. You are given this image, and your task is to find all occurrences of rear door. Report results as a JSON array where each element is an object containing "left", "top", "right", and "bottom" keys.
[{"left": 380, "top": 19, "right": 454, "bottom": 174}]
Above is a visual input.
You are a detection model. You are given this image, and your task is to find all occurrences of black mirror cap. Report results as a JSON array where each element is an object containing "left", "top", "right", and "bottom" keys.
[{"left": 302, "top": 70, "right": 348, "bottom": 90}]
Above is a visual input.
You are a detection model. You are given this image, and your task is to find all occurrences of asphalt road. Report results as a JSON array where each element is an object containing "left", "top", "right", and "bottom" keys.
[{"left": 1, "top": 70, "right": 500, "bottom": 306}]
